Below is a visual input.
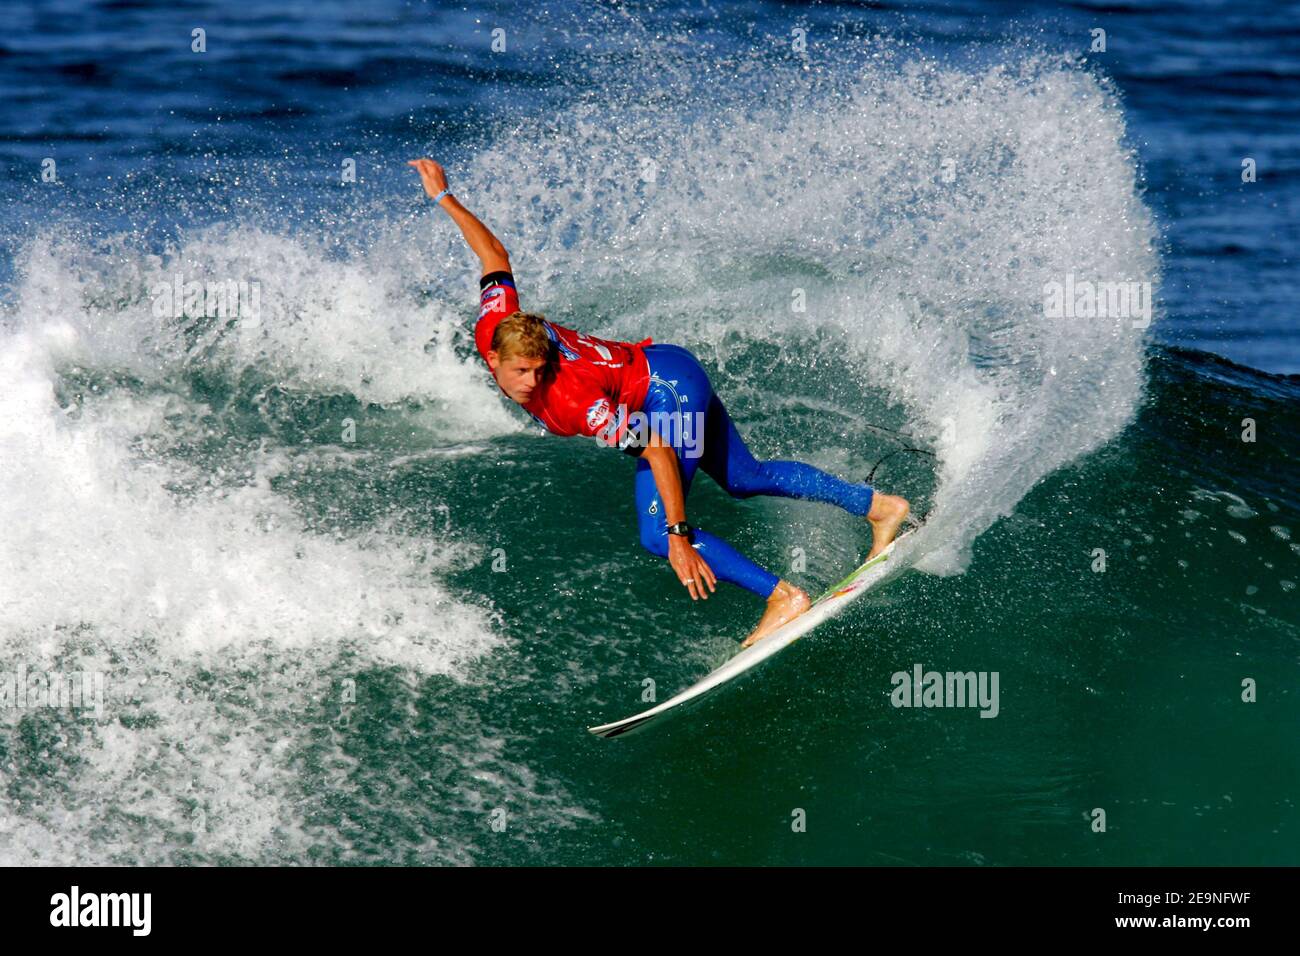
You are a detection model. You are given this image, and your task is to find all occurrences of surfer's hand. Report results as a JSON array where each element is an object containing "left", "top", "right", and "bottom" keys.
[
  {"left": 407, "top": 158, "right": 450, "bottom": 200},
  {"left": 668, "top": 536, "right": 717, "bottom": 601}
]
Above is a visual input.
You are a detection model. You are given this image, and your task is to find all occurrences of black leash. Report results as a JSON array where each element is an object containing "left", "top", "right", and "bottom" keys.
[{"left": 859, "top": 421, "right": 937, "bottom": 524}]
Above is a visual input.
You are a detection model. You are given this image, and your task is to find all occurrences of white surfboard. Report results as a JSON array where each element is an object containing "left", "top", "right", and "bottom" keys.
[{"left": 588, "top": 527, "right": 920, "bottom": 738}]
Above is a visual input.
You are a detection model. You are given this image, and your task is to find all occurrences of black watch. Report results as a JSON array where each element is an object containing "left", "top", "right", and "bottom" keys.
[{"left": 666, "top": 521, "right": 692, "bottom": 537}]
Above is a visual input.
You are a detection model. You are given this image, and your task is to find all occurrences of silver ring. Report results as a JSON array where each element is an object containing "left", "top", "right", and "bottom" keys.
[{"left": 683, "top": 578, "right": 695, "bottom": 584}]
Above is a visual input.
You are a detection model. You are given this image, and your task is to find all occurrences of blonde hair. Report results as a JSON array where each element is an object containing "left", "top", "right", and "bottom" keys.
[{"left": 491, "top": 311, "right": 552, "bottom": 362}]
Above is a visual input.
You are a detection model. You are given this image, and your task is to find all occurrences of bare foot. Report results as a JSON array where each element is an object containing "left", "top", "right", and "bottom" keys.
[
  {"left": 866, "top": 493, "right": 910, "bottom": 560},
  {"left": 741, "top": 581, "right": 812, "bottom": 649}
]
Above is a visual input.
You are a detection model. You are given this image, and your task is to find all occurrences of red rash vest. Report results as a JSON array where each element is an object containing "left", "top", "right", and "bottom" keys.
[{"left": 476, "top": 271, "right": 653, "bottom": 451}]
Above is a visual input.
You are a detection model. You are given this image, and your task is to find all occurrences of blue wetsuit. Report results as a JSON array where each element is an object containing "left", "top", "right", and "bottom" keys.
[{"left": 634, "top": 343, "right": 875, "bottom": 599}]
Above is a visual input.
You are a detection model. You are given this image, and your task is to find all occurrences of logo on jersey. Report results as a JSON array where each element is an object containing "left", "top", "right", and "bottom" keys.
[
  {"left": 597, "top": 403, "right": 628, "bottom": 445},
  {"left": 593, "top": 343, "right": 612, "bottom": 361},
  {"left": 586, "top": 397, "right": 611, "bottom": 430},
  {"left": 479, "top": 286, "right": 508, "bottom": 318}
]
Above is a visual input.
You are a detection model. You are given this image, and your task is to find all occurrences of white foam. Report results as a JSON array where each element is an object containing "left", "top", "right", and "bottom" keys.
[
  {"left": 0, "top": 322, "right": 522, "bottom": 864},
  {"left": 0, "top": 39, "right": 1160, "bottom": 863},
  {"left": 453, "top": 49, "right": 1158, "bottom": 573}
]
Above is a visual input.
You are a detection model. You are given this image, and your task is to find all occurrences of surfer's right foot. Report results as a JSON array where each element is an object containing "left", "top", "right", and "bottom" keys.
[
  {"left": 866, "top": 494, "right": 910, "bottom": 560},
  {"left": 741, "top": 581, "right": 811, "bottom": 649}
]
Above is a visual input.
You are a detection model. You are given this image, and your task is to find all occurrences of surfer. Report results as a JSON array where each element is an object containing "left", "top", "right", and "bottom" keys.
[{"left": 410, "top": 158, "right": 910, "bottom": 647}]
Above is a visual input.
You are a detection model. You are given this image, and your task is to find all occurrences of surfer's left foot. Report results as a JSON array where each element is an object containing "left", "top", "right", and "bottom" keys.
[
  {"left": 741, "top": 581, "right": 811, "bottom": 649},
  {"left": 866, "top": 493, "right": 910, "bottom": 560}
]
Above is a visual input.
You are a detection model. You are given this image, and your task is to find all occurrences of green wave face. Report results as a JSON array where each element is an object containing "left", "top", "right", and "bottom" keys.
[{"left": 0, "top": 39, "right": 1294, "bottom": 865}]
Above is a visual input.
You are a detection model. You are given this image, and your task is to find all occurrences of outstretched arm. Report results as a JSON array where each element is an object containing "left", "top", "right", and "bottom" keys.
[
  {"left": 640, "top": 432, "right": 718, "bottom": 602},
  {"left": 408, "top": 158, "right": 511, "bottom": 278}
]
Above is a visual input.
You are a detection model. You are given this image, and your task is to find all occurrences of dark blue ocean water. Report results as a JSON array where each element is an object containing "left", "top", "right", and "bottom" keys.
[
  {"left": 2, "top": 0, "right": 1297, "bottom": 371},
  {"left": 1, "top": 2, "right": 1296, "bottom": 867}
]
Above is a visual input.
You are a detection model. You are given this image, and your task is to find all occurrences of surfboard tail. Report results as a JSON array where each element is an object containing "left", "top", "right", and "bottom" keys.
[{"left": 588, "top": 526, "right": 924, "bottom": 739}]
